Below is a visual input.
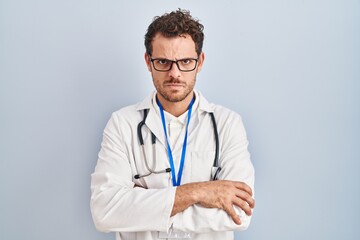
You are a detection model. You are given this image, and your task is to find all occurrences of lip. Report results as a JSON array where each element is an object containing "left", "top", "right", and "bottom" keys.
[
  {"left": 164, "top": 82, "right": 185, "bottom": 89},
  {"left": 166, "top": 83, "right": 184, "bottom": 86}
]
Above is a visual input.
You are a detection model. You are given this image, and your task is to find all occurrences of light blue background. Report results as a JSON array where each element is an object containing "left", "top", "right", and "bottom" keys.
[{"left": 1, "top": 0, "right": 359, "bottom": 239}]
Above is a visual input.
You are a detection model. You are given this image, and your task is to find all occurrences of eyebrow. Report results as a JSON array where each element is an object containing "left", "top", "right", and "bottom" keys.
[{"left": 151, "top": 56, "right": 198, "bottom": 60}]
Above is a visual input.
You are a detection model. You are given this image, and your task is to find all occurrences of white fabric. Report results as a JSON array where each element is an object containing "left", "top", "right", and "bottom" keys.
[{"left": 90, "top": 90, "right": 255, "bottom": 240}]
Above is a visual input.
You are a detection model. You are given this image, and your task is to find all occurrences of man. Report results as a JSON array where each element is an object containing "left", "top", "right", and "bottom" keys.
[{"left": 91, "top": 9, "right": 255, "bottom": 240}]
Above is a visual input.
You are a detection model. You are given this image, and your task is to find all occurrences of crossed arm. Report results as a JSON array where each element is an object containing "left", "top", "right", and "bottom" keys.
[{"left": 92, "top": 148, "right": 255, "bottom": 233}]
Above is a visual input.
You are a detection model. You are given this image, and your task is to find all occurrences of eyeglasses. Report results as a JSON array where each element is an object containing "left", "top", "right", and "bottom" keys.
[{"left": 149, "top": 55, "right": 199, "bottom": 72}]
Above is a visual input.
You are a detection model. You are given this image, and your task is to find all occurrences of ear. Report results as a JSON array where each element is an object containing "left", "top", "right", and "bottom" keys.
[
  {"left": 196, "top": 52, "right": 205, "bottom": 73},
  {"left": 144, "top": 53, "right": 152, "bottom": 72}
]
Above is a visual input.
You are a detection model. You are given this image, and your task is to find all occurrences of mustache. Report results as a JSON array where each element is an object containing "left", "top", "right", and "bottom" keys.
[{"left": 164, "top": 78, "right": 184, "bottom": 84}]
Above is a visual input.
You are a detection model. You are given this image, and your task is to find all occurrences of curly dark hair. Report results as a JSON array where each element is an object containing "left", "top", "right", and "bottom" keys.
[{"left": 144, "top": 9, "right": 204, "bottom": 56}]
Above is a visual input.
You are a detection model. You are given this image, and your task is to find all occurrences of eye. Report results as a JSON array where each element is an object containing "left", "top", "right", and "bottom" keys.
[
  {"left": 181, "top": 59, "right": 193, "bottom": 65},
  {"left": 157, "top": 59, "right": 170, "bottom": 65}
]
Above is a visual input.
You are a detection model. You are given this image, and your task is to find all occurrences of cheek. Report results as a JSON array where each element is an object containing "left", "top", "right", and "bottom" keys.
[
  {"left": 184, "top": 72, "right": 197, "bottom": 82},
  {"left": 151, "top": 73, "right": 166, "bottom": 86},
  {"left": 151, "top": 71, "right": 169, "bottom": 82}
]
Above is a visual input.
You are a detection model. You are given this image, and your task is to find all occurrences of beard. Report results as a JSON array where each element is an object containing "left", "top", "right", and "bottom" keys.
[{"left": 155, "top": 77, "right": 196, "bottom": 103}]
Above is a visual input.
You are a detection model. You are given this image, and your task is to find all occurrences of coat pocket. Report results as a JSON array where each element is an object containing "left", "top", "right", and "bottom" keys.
[{"left": 190, "top": 150, "right": 216, "bottom": 182}]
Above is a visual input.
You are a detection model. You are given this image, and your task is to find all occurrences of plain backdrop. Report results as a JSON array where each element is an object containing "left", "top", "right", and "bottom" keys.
[{"left": 0, "top": 0, "right": 359, "bottom": 239}]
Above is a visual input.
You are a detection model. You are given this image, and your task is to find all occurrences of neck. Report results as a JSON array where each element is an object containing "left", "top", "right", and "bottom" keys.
[{"left": 157, "top": 92, "right": 194, "bottom": 117}]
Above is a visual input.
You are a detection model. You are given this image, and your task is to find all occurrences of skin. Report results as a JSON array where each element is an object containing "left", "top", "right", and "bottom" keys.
[{"left": 144, "top": 33, "right": 255, "bottom": 225}]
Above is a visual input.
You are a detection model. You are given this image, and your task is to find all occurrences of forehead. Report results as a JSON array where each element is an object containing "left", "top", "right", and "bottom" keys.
[{"left": 151, "top": 33, "right": 197, "bottom": 58}]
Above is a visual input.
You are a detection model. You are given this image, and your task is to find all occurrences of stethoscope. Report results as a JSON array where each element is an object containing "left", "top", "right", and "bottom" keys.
[{"left": 134, "top": 108, "right": 221, "bottom": 181}]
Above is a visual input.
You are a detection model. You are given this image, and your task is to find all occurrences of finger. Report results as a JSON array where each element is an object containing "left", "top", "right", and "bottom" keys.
[
  {"left": 233, "top": 182, "right": 253, "bottom": 196},
  {"left": 232, "top": 197, "right": 252, "bottom": 216},
  {"left": 223, "top": 204, "right": 242, "bottom": 225},
  {"left": 234, "top": 189, "right": 255, "bottom": 208}
]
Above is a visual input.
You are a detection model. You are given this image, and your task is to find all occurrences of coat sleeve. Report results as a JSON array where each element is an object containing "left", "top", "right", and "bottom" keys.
[
  {"left": 90, "top": 113, "right": 176, "bottom": 233},
  {"left": 171, "top": 112, "right": 255, "bottom": 233}
]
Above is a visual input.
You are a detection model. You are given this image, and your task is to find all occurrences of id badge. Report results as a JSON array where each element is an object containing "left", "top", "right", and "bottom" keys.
[{"left": 159, "top": 229, "right": 192, "bottom": 239}]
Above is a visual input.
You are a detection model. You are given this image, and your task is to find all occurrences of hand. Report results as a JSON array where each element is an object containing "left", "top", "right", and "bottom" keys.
[{"left": 194, "top": 180, "right": 255, "bottom": 225}]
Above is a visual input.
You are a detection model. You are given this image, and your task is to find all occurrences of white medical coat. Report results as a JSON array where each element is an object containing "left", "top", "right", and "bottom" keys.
[{"left": 90, "top": 91, "right": 255, "bottom": 240}]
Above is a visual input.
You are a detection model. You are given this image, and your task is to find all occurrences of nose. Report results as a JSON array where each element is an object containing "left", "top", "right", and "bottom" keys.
[{"left": 168, "top": 62, "right": 181, "bottom": 79}]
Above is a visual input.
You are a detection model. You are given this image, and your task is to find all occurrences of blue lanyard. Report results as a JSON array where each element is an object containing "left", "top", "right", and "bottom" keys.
[{"left": 157, "top": 97, "right": 195, "bottom": 186}]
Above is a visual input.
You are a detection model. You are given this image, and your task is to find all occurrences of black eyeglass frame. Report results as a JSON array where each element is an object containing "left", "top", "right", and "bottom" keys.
[{"left": 148, "top": 55, "right": 199, "bottom": 72}]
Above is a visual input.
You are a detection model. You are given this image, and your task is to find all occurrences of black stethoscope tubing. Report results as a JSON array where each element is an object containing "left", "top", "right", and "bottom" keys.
[{"left": 135, "top": 108, "right": 221, "bottom": 180}]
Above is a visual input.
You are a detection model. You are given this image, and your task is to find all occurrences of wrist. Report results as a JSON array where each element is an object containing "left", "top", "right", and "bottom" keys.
[{"left": 182, "top": 182, "right": 203, "bottom": 204}]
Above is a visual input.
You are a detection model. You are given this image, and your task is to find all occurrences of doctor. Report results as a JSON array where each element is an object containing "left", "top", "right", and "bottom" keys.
[{"left": 91, "top": 9, "right": 255, "bottom": 240}]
